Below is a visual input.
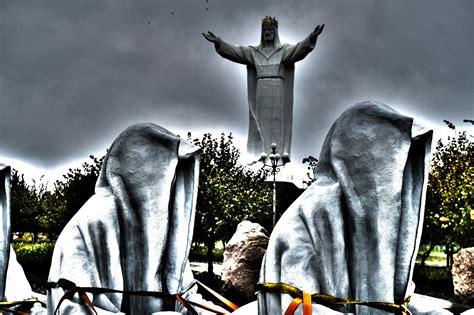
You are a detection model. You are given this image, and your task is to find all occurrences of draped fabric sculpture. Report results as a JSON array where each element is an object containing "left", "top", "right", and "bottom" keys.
[
  {"left": 48, "top": 123, "right": 222, "bottom": 314},
  {"left": 0, "top": 164, "right": 10, "bottom": 302},
  {"left": 257, "top": 102, "right": 434, "bottom": 314},
  {"left": 0, "top": 164, "right": 35, "bottom": 303},
  {"left": 203, "top": 17, "right": 324, "bottom": 161}
]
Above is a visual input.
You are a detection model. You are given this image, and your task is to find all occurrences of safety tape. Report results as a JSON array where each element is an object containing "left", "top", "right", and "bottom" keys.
[
  {"left": 48, "top": 278, "right": 239, "bottom": 314},
  {"left": 257, "top": 282, "right": 412, "bottom": 315},
  {"left": 195, "top": 279, "right": 239, "bottom": 312}
]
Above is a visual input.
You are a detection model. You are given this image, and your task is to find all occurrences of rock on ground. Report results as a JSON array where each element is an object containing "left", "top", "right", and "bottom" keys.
[
  {"left": 221, "top": 221, "right": 269, "bottom": 301},
  {"left": 452, "top": 247, "right": 474, "bottom": 302}
]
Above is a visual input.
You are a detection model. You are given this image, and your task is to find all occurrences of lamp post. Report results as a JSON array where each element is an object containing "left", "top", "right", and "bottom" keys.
[{"left": 259, "top": 143, "right": 289, "bottom": 227}]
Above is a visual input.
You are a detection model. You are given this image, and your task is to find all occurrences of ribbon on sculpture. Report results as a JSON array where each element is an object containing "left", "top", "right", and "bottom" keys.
[
  {"left": 194, "top": 279, "right": 239, "bottom": 312},
  {"left": 48, "top": 278, "right": 239, "bottom": 315},
  {"left": 257, "top": 282, "right": 412, "bottom": 315},
  {"left": 49, "top": 278, "right": 198, "bottom": 315}
]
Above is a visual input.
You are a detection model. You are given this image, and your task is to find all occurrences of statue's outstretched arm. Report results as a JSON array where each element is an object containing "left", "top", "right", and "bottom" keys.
[
  {"left": 309, "top": 24, "right": 325, "bottom": 43},
  {"left": 282, "top": 24, "right": 325, "bottom": 63},
  {"left": 203, "top": 31, "right": 253, "bottom": 65},
  {"left": 202, "top": 31, "right": 219, "bottom": 44}
]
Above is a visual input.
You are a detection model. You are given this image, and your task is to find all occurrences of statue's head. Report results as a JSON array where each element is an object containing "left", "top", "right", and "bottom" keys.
[
  {"left": 261, "top": 16, "right": 280, "bottom": 46},
  {"left": 262, "top": 16, "right": 278, "bottom": 28}
]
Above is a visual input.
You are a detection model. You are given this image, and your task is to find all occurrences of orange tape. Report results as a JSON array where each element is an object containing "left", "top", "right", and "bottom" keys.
[
  {"left": 175, "top": 294, "right": 198, "bottom": 315},
  {"left": 187, "top": 300, "right": 228, "bottom": 315},
  {"left": 303, "top": 291, "right": 312, "bottom": 315},
  {"left": 284, "top": 297, "right": 302, "bottom": 315},
  {"left": 78, "top": 290, "right": 97, "bottom": 315},
  {"left": 284, "top": 292, "right": 312, "bottom": 315},
  {"left": 196, "top": 279, "right": 238, "bottom": 311}
]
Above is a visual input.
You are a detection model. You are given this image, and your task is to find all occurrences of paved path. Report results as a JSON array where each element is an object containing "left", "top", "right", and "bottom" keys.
[
  {"left": 190, "top": 262, "right": 222, "bottom": 276},
  {"left": 415, "top": 259, "right": 447, "bottom": 267}
]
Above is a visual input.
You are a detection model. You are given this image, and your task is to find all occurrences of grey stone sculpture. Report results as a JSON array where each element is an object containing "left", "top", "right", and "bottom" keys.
[
  {"left": 0, "top": 164, "right": 10, "bottom": 302},
  {"left": 203, "top": 17, "right": 324, "bottom": 160},
  {"left": 47, "top": 123, "right": 225, "bottom": 314},
  {"left": 257, "top": 101, "right": 442, "bottom": 314},
  {"left": 0, "top": 164, "right": 36, "bottom": 303}
]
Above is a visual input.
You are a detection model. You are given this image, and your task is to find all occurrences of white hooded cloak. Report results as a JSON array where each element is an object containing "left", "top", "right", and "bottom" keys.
[
  {"left": 47, "top": 123, "right": 219, "bottom": 314},
  {"left": 258, "top": 102, "right": 433, "bottom": 314},
  {"left": 0, "top": 163, "right": 36, "bottom": 303}
]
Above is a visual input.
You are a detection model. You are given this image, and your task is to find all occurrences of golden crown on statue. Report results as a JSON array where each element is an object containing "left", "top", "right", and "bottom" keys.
[{"left": 262, "top": 16, "right": 278, "bottom": 28}]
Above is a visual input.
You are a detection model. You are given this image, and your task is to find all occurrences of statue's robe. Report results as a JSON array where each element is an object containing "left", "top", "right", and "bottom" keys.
[
  {"left": 48, "top": 123, "right": 223, "bottom": 314},
  {"left": 257, "top": 102, "right": 436, "bottom": 314},
  {"left": 214, "top": 28, "right": 317, "bottom": 160}
]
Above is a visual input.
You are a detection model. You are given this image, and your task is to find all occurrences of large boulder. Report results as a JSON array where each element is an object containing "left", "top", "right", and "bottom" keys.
[
  {"left": 221, "top": 221, "right": 269, "bottom": 302},
  {"left": 452, "top": 247, "right": 474, "bottom": 302}
]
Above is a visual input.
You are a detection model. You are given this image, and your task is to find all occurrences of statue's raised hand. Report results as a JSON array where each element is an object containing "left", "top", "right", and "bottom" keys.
[
  {"left": 310, "top": 24, "right": 325, "bottom": 41},
  {"left": 202, "top": 31, "right": 219, "bottom": 43}
]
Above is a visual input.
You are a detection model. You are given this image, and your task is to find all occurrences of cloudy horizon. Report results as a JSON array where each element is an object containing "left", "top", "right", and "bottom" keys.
[{"left": 1, "top": 0, "right": 472, "bottom": 182}]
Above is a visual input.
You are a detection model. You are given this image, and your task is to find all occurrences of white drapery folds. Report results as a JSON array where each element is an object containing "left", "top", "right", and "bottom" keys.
[
  {"left": 0, "top": 164, "right": 35, "bottom": 303},
  {"left": 48, "top": 123, "right": 205, "bottom": 314},
  {"left": 258, "top": 102, "right": 433, "bottom": 314}
]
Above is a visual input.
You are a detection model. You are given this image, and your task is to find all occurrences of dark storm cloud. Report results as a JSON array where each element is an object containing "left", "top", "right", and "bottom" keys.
[{"left": 0, "top": 0, "right": 472, "bottom": 169}]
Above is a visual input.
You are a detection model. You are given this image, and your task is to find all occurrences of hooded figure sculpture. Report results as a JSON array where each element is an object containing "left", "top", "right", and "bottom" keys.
[
  {"left": 0, "top": 164, "right": 36, "bottom": 304},
  {"left": 48, "top": 123, "right": 221, "bottom": 314},
  {"left": 203, "top": 17, "right": 324, "bottom": 160},
  {"left": 0, "top": 164, "right": 10, "bottom": 302},
  {"left": 257, "top": 102, "right": 435, "bottom": 314}
]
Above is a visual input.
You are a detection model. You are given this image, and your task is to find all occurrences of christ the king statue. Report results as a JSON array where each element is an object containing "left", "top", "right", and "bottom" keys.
[{"left": 203, "top": 16, "right": 324, "bottom": 161}]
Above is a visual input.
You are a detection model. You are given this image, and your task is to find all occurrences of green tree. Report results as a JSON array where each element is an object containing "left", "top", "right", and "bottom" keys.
[
  {"left": 41, "top": 155, "right": 104, "bottom": 237},
  {"left": 189, "top": 133, "right": 272, "bottom": 275},
  {"left": 423, "top": 121, "right": 473, "bottom": 267},
  {"left": 302, "top": 155, "right": 318, "bottom": 187},
  {"left": 10, "top": 170, "right": 49, "bottom": 242}
]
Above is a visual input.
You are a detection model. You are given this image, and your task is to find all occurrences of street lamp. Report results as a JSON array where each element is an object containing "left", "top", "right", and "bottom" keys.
[{"left": 259, "top": 143, "right": 289, "bottom": 227}]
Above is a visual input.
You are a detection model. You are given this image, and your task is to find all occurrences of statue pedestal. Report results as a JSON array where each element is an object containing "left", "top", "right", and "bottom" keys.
[
  {"left": 245, "top": 159, "right": 309, "bottom": 189},
  {"left": 272, "top": 162, "right": 305, "bottom": 187},
  {"left": 271, "top": 162, "right": 310, "bottom": 189}
]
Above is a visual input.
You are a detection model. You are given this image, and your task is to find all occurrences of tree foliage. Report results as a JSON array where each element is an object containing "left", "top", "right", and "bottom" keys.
[
  {"left": 10, "top": 170, "right": 49, "bottom": 242},
  {"left": 11, "top": 134, "right": 271, "bottom": 276},
  {"left": 47, "top": 155, "right": 104, "bottom": 234},
  {"left": 189, "top": 132, "right": 272, "bottom": 275},
  {"left": 10, "top": 155, "right": 104, "bottom": 238},
  {"left": 423, "top": 121, "right": 473, "bottom": 266},
  {"left": 302, "top": 155, "right": 318, "bottom": 187}
]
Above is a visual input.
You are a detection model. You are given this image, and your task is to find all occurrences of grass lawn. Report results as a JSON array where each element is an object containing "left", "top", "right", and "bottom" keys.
[{"left": 13, "top": 242, "right": 474, "bottom": 309}]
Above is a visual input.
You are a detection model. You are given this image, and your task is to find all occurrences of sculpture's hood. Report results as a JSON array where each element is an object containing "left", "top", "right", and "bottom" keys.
[
  {"left": 47, "top": 123, "right": 202, "bottom": 314},
  {"left": 259, "top": 101, "right": 433, "bottom": 314},
  {"left": 315, "top": 102, "right": 432, "bottom": 304},
  {"left": 95, "top": 123, "right": 200, "bottom": 294}
]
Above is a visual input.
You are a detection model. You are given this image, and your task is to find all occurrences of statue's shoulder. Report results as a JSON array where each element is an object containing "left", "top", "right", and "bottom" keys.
[{"left": 248, "top": 45, "right": 259, "bottom": 51}]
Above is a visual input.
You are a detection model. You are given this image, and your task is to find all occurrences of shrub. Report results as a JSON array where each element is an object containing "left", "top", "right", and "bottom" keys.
[
  {"left": 413, "top": 265, "right": 453, "bottom": 300},
  {"left": 11, "top": 241, "right": 55, "bottom": 293},
  {"left": 12, "top": 242, "right": 55, "bottom": 266},
  {"left": 189, "top": 244, "right": 224, "bottom": 263}
]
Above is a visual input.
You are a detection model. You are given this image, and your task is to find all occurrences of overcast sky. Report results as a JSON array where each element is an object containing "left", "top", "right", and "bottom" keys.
[{"left": 1, "top": 0, "right": 473, "bottom": 181}]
